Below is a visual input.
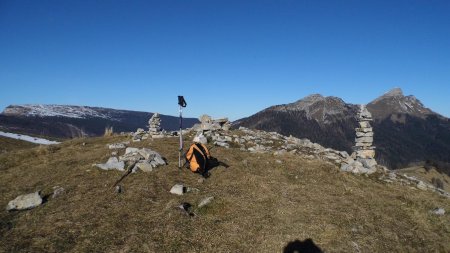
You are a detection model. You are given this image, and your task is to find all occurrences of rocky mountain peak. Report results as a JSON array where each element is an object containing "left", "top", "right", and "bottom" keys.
[
  {"left": 367, "top": 88, "right": 434, "bottom": 120},
  {"left": 384, "top": 87, "right": 404, "bottom": 97},
  {"left": 268, "top": 94, "right": 356, "bottom": 125}
]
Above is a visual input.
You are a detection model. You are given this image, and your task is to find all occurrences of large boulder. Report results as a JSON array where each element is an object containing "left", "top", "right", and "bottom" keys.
[{"left": 6, "top": 191, "right": 43, "bottom": 211}]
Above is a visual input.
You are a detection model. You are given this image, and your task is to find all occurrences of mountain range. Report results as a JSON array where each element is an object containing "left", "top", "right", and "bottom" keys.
[
  {"left": 1, "top": 89, "right": 449, "bottom": 172},
  {"left": 0, "top": 105, "right": 199, "bottom": 138},
  {"left": 235, "top": 88, "right": 450, "bottom": 171}
]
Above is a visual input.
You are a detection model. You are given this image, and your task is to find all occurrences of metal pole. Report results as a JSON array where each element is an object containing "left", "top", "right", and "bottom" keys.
[{"left": 178, "top": 105, "right": 183, "bottom": 169}]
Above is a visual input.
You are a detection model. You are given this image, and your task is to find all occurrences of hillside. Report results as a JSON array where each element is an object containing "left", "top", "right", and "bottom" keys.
[
  {"left": 235, "top": 89, "right": 450, "bottom": 171},
  {"left": 1, "top": 131, "right": 449, "bottom": 252},
  {"left": 235, "top": 94, "right": 359, "bottom": 153},
  {"left": 0, "top": 105, "right": 199, "bottom": 139}
]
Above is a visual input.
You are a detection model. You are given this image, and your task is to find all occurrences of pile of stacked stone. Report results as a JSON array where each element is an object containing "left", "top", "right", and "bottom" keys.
[
  {"left": 131, "top": 113, "right": 168, "bottom": 142},
  {"left": 340, "top": 105, "right": 377, "bottom": 174},
  {"left": 95, "top": 147, "right": 167, "bottom": 172},
  {"left": 195, "top": 114, "right": 231, "bottom": 133},
  {"left": 132, "top": 128, "right": 148, "bottom": 142},
  {"left": 189, "top": 114, "right": 232, "bottom": 147},
  {"left": 148, "top": 113, "right": 163, "bottom": 137}
]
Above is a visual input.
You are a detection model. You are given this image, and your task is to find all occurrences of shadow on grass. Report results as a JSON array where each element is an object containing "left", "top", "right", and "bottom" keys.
[{"left": 283, "top": 239, "right": 323, "bottom": 253}]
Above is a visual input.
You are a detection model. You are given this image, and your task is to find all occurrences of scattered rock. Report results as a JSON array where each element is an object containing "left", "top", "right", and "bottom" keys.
[
  {"left": 417, "top": 181, "right": 427, "bottom": 191},
  {"left": 125, "top": 147, "right": 140, "bottom": 154},
  {"left": 431, "top": 208, "right": 445, "bottom": 216},
  {"left": 52, "top": 186, "right": 65, "bottom": 199},
  {"left": 186, "top": 187, "right": 200, "bottom": 193},
  {"left": 198, "top": 196, "right": 214, "bottom": 208},
  {"left": 170, "top": 184, "right": 185, "bottom": 195},
  {"left": 177, "top": 202, "right": 195, "bottom": 216},
  {"left": 135, "top": 162, "right": 154, "bottom": 172},
  {"left": 95, "top": 157, "right": 125, "bottom": 171},
  {"left": 6, "top": 191, "right": 43, "bottom": 211},
  {"left": 108, "top": 143, "right": 127, "bottom": 149},
  {"left": 115, "top": 185, "right": 123, "bottom": 194},
  {"left": 388, "top": 172, "right": 397, "bottom": 180}
]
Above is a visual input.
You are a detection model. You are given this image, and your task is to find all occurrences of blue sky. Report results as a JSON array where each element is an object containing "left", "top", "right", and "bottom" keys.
[{"left": 0, "top": 0, "right": 449, "bottom": 120}]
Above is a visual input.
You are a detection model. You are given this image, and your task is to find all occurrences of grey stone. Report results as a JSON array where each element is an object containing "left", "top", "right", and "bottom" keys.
[
  {"left": 96, "top": 157, "right": 125, "bottom": 171},
  {"left": 339, "top": 151, "right": 349, "bottom": 158},
  {"left": 194, "top": 134, "right": 208, "bottom": 144},
  {"left": 222, "top": 122, "right": 231, "bottom": 131},
  {"left": 52, "top": 186, "right": 65, "bottom": 199},
  {"left": 115, "top": 185, "right": 123, "bottom": 194},
  {"left": 358, "top": 158, "right": 377, "bottom": 168},
  {"left": 125, "top": 147, "right": 140, "bottom": 154},
  {"left": 199, "top": 114, "right": 212, "bottom": 123},
  {"left": 356, "top": 132, "right": 374, "bottom": 138},
  {"left": 6, "top": 191, "right": 42, "bottom": 211},
  {"left": 355, "top": 136, "right": 373, "bottom": 143},
  {"left": 170, "top": 184, "right": 185, "bottom": 195},
  {"left": 355, "top": 127, "right": 373, "bottom": 133},
  {"left": 136, "top": 162, "right": 153, "bottom": 172},
  {"left": 359, "top": 121, "right": 371, "bottom": 128},
  {"left": 388, "top": 172, "right": 397, "bottom": 180},
  {"left": 138, "top": 148, "right": 157, "bottom": 160},
  {"left": 108, "top": 143, "right": 126, "bottom": 149},
  {"left": 340, "top": 163, "right": 353, "bottom": 172},
  {"left": 198, "top": 196, "right": 214, "bottom": 208},
  {"left": 153, "top": 155, "right": 167, "bottom": 166},
  {"left": 431, "top": 208, "right": 445, "bottom": 216},
  {"left": 417, "top": 181, "right": 428, "bottom": 190},
  {"left": 215, "top": 141, "right": 230, "bottom": 148},
  {"left": 119, "top": 152, "right": 144, "bottom": 162}
]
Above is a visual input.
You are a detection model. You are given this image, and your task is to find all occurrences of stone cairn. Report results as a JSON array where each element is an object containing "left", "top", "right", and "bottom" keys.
[
  {"left": 148, "top": 113, "right": 162, "bottom": 135},
  {"left": 341, "top": 105, "right": 377, "bottom": 174},
  {"left": 189, "top": 114, "right": 232, "bottom": 148},
  {"left": 132, "top": 113, "right": 166, "bottom": 142}
]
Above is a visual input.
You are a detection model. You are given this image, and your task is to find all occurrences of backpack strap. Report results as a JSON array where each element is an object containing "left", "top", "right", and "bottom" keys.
[{"left": 195, "top": 143, "right": 208, "bottom": 159}]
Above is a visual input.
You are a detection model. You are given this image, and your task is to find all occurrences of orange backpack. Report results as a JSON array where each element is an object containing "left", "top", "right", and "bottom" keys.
[{"left": 185, "top": 143, "right": 211, "bottom": 173}]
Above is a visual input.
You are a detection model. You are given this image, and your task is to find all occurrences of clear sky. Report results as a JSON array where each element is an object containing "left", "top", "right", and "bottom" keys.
[{"left": 1, "top": 0, "right": 449, "bottom": 120}]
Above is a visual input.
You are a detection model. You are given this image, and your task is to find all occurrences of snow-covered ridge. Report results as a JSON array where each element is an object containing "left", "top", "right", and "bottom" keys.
[
  {"left": 2, "top": 104, "right": 112, "bottom": 119},
  {"left": 0, "top": 131, "right": 60, "bottom": 145}
]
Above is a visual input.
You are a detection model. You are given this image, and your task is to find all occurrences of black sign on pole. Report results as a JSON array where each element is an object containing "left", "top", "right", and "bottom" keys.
[{"left": 178, "top": 96, "right": 187, "bottom": 107}]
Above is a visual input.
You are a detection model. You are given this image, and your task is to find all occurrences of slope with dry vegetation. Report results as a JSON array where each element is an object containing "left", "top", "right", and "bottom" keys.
[{"left": 0, "top": 132, "right": 449, "bottom": 252}]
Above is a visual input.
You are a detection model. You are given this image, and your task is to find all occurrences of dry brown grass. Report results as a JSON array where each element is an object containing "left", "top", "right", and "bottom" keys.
[
  {"left": 0, "top": 132, "right": 449, "bottom": 252},
  {"left": 0, "top": 136, "right": 37, "bottom": 154}
]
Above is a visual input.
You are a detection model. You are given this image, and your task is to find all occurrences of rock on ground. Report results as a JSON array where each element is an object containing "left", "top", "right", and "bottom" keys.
[
  {"left": 95, "top": 157, "right": 125, "bottom": 171},
  {"left": 6, "top": 191, "right": 43, "bottom": 211},
  {"left": 170, "top": 184, "right": 185, "bottom": 195},
  {"left": 198, "top": 196, "right": 214, "bottom": 208},
  {"left": 431, "top": 208, "right": 445, "bottom": 216}
]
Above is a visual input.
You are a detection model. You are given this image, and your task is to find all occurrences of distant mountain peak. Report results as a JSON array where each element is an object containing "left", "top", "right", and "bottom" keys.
[
  {"left": 368, "top": 88, "right": 434, "bottom": 119},
  {"left": 384, "top": 87, "right": 404, "bottom": 97}
]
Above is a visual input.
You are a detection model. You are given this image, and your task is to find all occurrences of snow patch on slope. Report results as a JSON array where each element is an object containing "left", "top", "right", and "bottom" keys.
[
  {"left": 3, "top": 105, "right": 111, "bottom": 119},
  {"left": 0, "top": 131, "right": 60, "bottom": 145}
]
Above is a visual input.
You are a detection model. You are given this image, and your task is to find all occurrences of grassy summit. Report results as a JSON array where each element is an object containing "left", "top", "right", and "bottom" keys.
[{"left": 0, "top": 132, "right": 449, "bottom": 252}]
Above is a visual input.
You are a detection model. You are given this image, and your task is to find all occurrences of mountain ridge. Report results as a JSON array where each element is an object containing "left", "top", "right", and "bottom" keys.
[
  {"left": 235, "top": 88, "right": 450, "bottom": 171},
  {"left": 0, "top": 104, "right": 199, "bottom": 139}
]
